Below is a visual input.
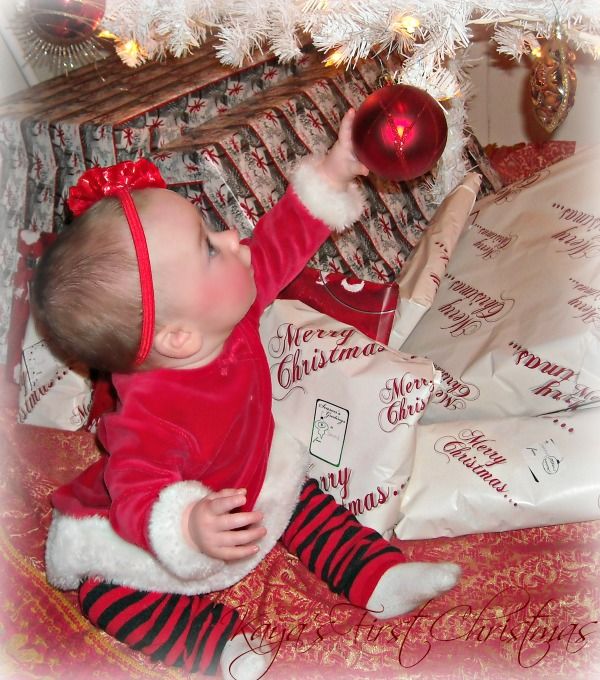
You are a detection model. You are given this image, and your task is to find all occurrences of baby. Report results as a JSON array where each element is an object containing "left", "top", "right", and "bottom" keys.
[{"left": 33, "top": 110, "right": 460, "bottom": 679}]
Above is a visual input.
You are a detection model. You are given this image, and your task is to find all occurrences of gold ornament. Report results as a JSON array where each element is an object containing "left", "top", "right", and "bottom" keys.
[{"left": 529, "top": 23, "right": 577, "bottom": 133}]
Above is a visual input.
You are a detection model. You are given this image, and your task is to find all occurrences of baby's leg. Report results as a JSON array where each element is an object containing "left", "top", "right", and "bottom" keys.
[
  {"left": 79, "top": 579, "right": 271, "bottom": 679},
  {"left": 280, "top": 479, "right": 460, "bottom": 619}
]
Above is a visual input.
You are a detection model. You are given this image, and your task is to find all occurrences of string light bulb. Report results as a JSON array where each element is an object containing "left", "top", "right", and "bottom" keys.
[
  {"left": 97, "top": 28, "right": 118, "bottom": 40},
  {"left": 324, "top": 49, "right": 345, "bottom": 67},
  {"left": 116, "top": 38, "right": 146, "bottom": 67},
  {"left": 391, "top": 15, "right": 420, "bottom": 34},
  {"left": 530, "top": 45, "right": 542, "bottom": 59}
]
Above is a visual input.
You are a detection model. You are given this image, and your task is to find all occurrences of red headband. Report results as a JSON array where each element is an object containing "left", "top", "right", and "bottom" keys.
[{"left": 68, "top": 159, "right": 167, "bottom": 367}]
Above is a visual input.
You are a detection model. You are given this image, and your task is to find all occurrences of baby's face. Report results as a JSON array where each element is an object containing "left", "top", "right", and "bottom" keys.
[{"left": 141, "top": 189, "right": 256, "bottom": 345}]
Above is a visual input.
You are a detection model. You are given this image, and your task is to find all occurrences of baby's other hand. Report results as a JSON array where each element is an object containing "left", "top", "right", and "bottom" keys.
[
  {"left": 184, "top": 488, "right": 266, "bottom": 561},
  {"left": 318, "top": 108, "right": 369, "bottom": 190}
]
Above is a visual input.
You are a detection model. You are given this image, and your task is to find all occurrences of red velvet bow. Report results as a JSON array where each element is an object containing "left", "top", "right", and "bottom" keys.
[{"left": 68, "top": 159, "right": 167, "bottom": 217}]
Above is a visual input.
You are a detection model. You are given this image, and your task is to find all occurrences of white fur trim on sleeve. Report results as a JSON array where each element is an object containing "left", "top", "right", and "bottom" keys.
[
  {"left": 289, "top": 155, "right": 365, "bottom": 233},
  {"left": 147, "top": 480, "right": 224, "bottom": 581}
]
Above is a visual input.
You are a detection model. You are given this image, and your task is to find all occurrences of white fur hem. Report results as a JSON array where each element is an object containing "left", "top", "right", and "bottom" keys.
[
  {"left": 290, "top": 155, "right": 365, "bottom": 232},
  {"left": 46, "top": 426, "right": 308, "bottom": 595}
]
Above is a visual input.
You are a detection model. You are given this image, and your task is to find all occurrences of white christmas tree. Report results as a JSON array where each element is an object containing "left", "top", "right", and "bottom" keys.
[{"left": 97, "top": 0, "right": 600, "bottom": 197}]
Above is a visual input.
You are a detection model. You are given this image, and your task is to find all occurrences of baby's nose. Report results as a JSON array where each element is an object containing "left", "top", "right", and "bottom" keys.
[{"left": 216, "top": 228, "right": 240, "bottom": 251}]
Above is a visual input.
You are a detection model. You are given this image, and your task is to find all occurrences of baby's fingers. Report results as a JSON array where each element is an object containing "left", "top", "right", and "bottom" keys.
[
  {"left": 338, "top": 108, "right": 355, "bottom": 141},
  {"left": 214, "top": 543, "right": 264, "bottom": 562},
  {"left": 221, "top": 524, "right": 267, "bottom": 549},
  {"left": 352, "top": 158, "right": 370, "bottom": 176},
  {"left": 207, "top": 491, "right": 248, "bottom": 516},
  {"left": 218, "top": 510, "right": 264, "bottom": 532},
  {"left": 207, "top": 487, "right": 246, "bottom": 500}
]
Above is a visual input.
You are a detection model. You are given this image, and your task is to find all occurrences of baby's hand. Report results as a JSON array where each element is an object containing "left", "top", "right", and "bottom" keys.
[
  {"left": 318, "top": 108, "right": 369, "bottom": 190},
  {"left": 185, "top": 488, "right": 266, "bottom": 561}
]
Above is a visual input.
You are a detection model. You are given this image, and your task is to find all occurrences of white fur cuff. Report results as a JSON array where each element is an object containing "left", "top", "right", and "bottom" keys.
[
  {"left": 148, "top": 480, "right": 224, "bottom": 581},
  {"left": 290, "top": 155, "right": 365, "bottom": 233}
]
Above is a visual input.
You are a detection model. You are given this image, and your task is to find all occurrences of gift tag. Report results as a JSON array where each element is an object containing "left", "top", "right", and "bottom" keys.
[
  {"left": 309, "top": 399, "right": 349, "bottom": 466},
  {"left": 522, "top": 438, "right": 564, "bottom": 483}
]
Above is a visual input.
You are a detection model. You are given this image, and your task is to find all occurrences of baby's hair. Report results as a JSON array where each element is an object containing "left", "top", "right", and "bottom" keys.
[{"left": 32, "top": 195, "right": 147, "bottom": 373}]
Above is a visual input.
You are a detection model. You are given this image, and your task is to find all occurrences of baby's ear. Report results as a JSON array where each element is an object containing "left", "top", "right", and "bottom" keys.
[{"left": 153, "top": 325, "right": 203, "bottom": 359}]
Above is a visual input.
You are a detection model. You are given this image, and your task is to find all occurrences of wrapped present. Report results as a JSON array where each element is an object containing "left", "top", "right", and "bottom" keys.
[
  {"left": 279, "top": 266, "right": 398, "bottom": 344},
  {"left": 388, "top": 172, "right": 482, "bottom": 348},
  {"left": 259, "top": 299, "right": 437, "bottom": 536},
  {"left": 6, "top": 230, "right": 56, "bottom": 382},
  {"left": 396, "top": 408, "right": 600, "bottom": 539},
  {"left": 18, "top": 314, "right": 92, "bottom": 430},
  {"left": 0, "top": 41, "right": 319, "bottom": 374},
  {"left": 485, "top": 140, "right": 577, "bottom": 185},
  {"left": 155, "top": 61, "right": 500, "bottom": 283},
  {"left": 400, "top": 144, "right": 600, "bottom": 422},
  {"left": 0, "top": 118, "right": 29, "bottom": 368}
]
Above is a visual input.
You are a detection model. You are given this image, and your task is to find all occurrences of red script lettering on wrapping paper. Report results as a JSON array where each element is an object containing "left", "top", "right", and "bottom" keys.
[
  {"left": 436, "top": 275, "right": 515, "bottom": 337},
  {"left": 567, "top": 278, "right": 600, "bottom": 329},
  {"left": 307, "top": 463, "right": 392, "bottom": 519},
  {"left": 551, "top": 203, "right": 600, "bottom": 259},
  {"left": 434, "top": 428, "right": 510, "bottom": 496},
  {"left": 430, "top": 366, "right": 480, "bottom": 412},
  {"left": 471, "top": 223, "right": 517, "bottom": 260},
  {"left": 378, "top": 374, "right": 433, "bottom": 432},
  {"left": 510, "top": 342, "right": 599, "bottom": 409},
  {"left": 267, "top": 322, "right": 385, "bottom": 400}
]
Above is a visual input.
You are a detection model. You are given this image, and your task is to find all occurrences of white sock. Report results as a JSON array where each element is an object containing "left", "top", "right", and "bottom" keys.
[
  {"left": 366, "top": 562, "right": 461, "bottom": 620},
  {"left": 220, "top": 633, "right": 273, "bottom": 680}
]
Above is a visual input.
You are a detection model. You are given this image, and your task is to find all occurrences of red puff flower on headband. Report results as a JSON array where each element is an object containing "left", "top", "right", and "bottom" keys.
[{"left": 68, "top": 158, "right": 167, "bottom": 217}]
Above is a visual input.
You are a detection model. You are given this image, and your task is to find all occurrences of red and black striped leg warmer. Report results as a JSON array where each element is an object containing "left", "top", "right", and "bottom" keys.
[
  {"left": 280, "top": 478, "right": 406, "bottom": 608},
  {"left": 79, "top": 579, "right": 241, "bottom": 675}
]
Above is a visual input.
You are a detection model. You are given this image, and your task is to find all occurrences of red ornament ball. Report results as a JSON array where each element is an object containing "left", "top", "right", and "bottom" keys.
[
  {"left": 26, "top": 0, "right": 105, "bottom": 43},
  {"left": 352, "top": 84, "right": 448, "bottom": 182}
]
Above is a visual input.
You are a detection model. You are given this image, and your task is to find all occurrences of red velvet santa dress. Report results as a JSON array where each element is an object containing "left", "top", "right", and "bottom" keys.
[{"left": 45, "top": 157, "right": 367, "bottom": 595}]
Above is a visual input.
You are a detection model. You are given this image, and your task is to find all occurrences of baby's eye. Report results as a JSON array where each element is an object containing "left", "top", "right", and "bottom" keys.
[{"left": 207, "top": 238, "right": 219, "bottom": 258}]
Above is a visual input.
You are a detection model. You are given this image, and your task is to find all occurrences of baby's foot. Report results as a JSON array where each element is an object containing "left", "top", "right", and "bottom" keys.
[
  {"left": 366, "top": 562, "right": 461, "bottom": 619},
  {"left": 220, "top": 632, "right": 273, "bottom": 680}
]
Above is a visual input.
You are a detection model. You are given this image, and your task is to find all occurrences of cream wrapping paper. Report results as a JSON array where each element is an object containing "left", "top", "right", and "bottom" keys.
[
  {"left": 395, "top": 408, "right": 600, "bottom": 539},
  {"left": 388, "top": 172, "right": 482, "bottom": 348},
  {"left": 259, "top": 299, "right": 436, "bottom": 536},
  {"left": 399, "top": 145, "right": 600, "bottom": 422},
  {"left": 18, "top": 316, "right": 92, "bottom": 430}
]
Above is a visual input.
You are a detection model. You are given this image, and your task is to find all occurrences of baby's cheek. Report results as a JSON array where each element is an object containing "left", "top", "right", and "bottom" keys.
[
  {"left": 223, "top": 266, "right": 256, "bottom": 304},
  {"left": 227, "top": 273, "right": 248, "bottom": 294}
]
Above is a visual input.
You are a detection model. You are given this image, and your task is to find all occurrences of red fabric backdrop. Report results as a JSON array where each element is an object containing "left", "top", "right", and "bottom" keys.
[{"left": 1, "top": 391, "right": 598, "bottom": 679}]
